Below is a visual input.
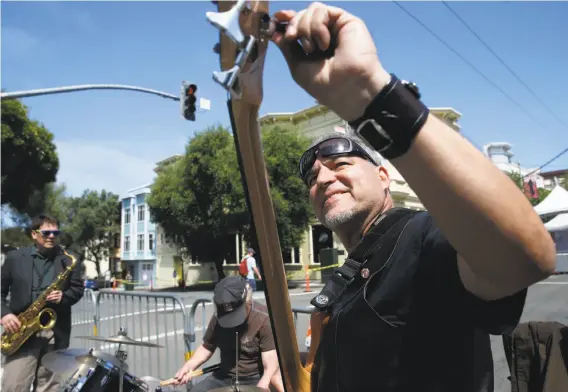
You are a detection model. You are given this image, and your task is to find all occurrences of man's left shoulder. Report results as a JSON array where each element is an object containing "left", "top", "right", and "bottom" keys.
[{"left": 251, "top": 305, "right": 272, "bottom": 328}]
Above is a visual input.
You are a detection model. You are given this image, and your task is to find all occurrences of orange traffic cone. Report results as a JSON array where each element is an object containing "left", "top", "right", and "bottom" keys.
[{"left": 305, "top": 324, "right": 312, "bottom": 350}]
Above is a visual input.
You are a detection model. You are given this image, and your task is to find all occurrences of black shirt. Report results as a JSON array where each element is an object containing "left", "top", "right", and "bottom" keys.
[
  {"left": 30, "top": 248, "right": 55, "bottom": 301},
  {"left": 311, "top": 210, "right": 527, "bottom": 392}
]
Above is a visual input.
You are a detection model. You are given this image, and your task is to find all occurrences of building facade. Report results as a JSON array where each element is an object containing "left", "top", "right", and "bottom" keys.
[
  {"left": 540, "top": 169, "right": 568, "bottom": 191},
  {"left": 120, "top": 184, "right": 157, "bottom": 284},
  {"left": 143, "top": 104, "right": 463, "bottom": 286},
  {"left": 482, "top": 142, "right": 546, "bottom": 199}
]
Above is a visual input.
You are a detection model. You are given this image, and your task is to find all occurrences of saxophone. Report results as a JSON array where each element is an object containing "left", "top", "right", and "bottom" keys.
[{"left": 1, "top": 246, "right": 78, "bottom": 356}]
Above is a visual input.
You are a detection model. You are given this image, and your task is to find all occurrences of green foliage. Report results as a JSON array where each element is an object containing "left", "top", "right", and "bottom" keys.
[
  {"left": 14, "top": 183, "right": 71, "bottom": 226},
  {"left": 1, "top": 99, "right": 59, "bottom": 212},
  {"left": 65, "top": 190, "right": 121, "bottom": 277},
  {"left": 506, "top": 171, "right": 551, "bottom": 206},
  {"left": 262, "top": 125, "right": 313, "bottom": 250},
  {"left": 147, "top": 123, "right": 312, "bottom": 273},
  {"left": 1, "top": 227, "right": 32, "bottom": 249}
]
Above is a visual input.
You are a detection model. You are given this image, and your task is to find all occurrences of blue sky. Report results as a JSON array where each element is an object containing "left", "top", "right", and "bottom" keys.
[{"left": 2, "top": 0, "right": 567, "bottom": 198}]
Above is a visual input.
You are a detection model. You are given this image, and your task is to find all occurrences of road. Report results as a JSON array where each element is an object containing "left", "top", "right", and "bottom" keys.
[{"left": 2, "top": 275, "right": 567, "bottom": 391}]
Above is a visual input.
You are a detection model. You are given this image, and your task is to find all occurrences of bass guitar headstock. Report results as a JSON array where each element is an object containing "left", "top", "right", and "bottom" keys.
[{"left": 206, "top": 0, "right": 270, "bottom": 104}]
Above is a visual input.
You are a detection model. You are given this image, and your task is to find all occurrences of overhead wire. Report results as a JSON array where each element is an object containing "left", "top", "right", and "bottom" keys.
[
  {"left": 441, "top": 1, "right": 568, "bottom": 129},
  {"left": 524, "top": 147, "right": 568, "bottom": 178},
  {"left": 392, "top": 1, "right": 568, "bottom": 175},
  {"left": 440, "top": 1, "right": 568, "bottom": 176}
]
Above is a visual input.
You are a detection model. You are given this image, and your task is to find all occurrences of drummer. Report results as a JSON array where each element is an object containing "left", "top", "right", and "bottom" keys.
[{"left": 174, "top": 276, "right": 283, "bottom": 391}]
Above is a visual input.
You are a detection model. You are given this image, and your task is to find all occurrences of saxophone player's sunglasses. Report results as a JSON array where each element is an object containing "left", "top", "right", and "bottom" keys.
[{"left": 35, "top": 230, "right": 61, "bottom": 237}]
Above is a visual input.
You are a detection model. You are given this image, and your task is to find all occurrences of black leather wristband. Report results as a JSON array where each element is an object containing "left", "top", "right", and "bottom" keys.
[{"left": 349, "top": 74, "right": 429, "bottom": 159}]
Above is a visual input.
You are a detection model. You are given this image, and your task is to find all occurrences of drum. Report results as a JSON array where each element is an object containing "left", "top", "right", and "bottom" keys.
[{"left": 60, "top": 357, "right": 146, "bottom": 392}]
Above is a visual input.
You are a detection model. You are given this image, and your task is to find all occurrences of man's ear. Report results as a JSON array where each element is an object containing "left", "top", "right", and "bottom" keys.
[{"left": 376, "top": 165, "right": 391, "bottom": 189}]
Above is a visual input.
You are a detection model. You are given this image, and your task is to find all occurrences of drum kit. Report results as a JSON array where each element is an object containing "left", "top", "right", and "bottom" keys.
[{"left": 42, "top": 327, "right": 269, "bottom": 392}]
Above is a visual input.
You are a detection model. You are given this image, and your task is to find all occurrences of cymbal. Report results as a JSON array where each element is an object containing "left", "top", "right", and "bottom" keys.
[
  {"left": 73, "top": 334, "right": 164, "bottom": 348},
  {"left": 208, "top": 386, "right": 269, "bottom": 392},
  {"left": 41, "top": 348, "right": 126, "bottom": 374}
]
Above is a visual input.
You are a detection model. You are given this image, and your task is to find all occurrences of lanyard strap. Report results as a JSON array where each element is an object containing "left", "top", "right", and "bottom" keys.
[{"left": 310, "top": 208, "right": 419, "bottom": 311}]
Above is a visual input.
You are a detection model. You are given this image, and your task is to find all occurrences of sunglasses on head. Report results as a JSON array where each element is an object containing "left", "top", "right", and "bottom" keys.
[
  {"left": 299, "top": 137, "right": 376, "bottom": 185},
  {"left": 36, "top": 230, "right": 61, "bottom": 237}
]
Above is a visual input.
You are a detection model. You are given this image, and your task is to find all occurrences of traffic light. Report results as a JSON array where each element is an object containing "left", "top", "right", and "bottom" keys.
[{"left": 181, "top": 83, "right": 198, "bottom": 121}]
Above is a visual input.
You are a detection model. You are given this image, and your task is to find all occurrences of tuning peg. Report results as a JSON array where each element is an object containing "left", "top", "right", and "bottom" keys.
[
  {"left": 213, "top": 43, "right": 221, "bottom": 54},
  {"left": 205, "top": 0, "right": 247, "bottom": 47},
  {"left": 213, "top": 66, "right": 242, "bottom": 99}
]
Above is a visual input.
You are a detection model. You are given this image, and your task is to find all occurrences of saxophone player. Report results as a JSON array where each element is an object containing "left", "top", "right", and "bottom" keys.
[{"left": 1, "top": 214, "right": 85, "bottom": 392}]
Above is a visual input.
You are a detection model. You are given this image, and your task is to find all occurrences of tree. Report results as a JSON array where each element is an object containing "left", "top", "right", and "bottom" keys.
[
  {"left": 259, "top": 125, "right": 313, "bottom": 256},
  {"left": 1, "top": 99, "right": 59, "bottom": 212},
  {"left": 506, "top": 171, "right": 551, "bottom": 207},
  {"left": 1, "top": 227, "right": 32, "bottom": 249},
  {"left": 1, "top": 182, "right": 72, "bottom": 252},
  {"left": 8, "top": 183, "right": 71, "bottom": 227},
  {"left": 147, "top": 124, "right": 312, "bottom": 281},
  {"left": 66, "top": 190, "right": 121, "bottom": 277}
]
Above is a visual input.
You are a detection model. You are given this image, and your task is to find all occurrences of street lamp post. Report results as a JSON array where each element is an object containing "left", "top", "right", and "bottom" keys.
[{"left": 0, "top": 84, "right": 180, "bottom": 101}]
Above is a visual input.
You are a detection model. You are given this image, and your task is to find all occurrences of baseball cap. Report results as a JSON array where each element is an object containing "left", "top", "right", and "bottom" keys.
[
  {"left": 247, "top": 247, "right": 255, "bottom": 254},
  {"left": 214, "top": 276, "right": 248, "bottom": 328}
]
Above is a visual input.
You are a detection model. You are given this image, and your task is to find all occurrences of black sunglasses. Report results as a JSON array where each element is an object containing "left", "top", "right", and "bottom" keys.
[
  {"left": 36, "top": 230, "right": 61, "bottom": 237},
  {"left": 299, "top": 137, "right": 375, "bottom": 185}
]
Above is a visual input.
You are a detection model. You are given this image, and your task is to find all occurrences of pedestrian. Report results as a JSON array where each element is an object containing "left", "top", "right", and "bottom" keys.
[
  {"left": 244, "top": 248, "right": 262, "bottom": 291},
  {"left": 270, "top": 3, "right": 557, "bottom": 391},
  {"left": 173, "top": 276, "right": 283, "bottom": 391},
  {"left": 1, "top": 214, "right": 85, "bottom": 392}
]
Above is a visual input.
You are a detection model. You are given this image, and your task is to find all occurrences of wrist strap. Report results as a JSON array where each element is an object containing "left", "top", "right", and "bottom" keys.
[{"left": 349, "top": 73, "right": 429, "bottom": 159}]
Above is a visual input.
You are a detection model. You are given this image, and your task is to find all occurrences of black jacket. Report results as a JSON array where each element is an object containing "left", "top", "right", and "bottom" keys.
[
  {"left": 1, "top": 246, "right": 85, "bottom": 349},
  {"left": 502, "top": 321, "right": 568, "bottom": 392}
]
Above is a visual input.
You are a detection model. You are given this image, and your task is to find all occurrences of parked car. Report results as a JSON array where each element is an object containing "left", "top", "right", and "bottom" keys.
[{"left": 84, "top": 278, "right": 112, "bottom": 291}]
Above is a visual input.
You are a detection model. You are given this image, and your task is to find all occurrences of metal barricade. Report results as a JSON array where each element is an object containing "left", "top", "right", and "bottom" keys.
[
  {"left": 185, "top": 298, "right": 214, "bottom": 389},
  {"left": 93, "top": 290, "right": 190, "bottom": 382},
  {"left": 556, "top": 252, "right": 568, "bottom": 273},
  {"left": 70, "top": 288, "right": 98, "bottom": 348},
  {"left": 187, "top": 298, "right": 212, "bottom": 360},
  {"left": 292, "top": 305, "right": 316, "bottom": 352}
]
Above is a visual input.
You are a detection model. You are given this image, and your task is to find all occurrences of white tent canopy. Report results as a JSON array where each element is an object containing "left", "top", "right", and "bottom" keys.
[
  {"left": 534, "top": 185, "right": 568, "bottom": 216},
  {"left": 544, "top": 213, "right": 568, "bottom": 232}
]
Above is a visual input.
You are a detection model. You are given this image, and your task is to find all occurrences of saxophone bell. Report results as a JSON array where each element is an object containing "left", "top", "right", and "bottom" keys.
[{"left": 38, "top": 308, "right": 57, "bottom": 330}]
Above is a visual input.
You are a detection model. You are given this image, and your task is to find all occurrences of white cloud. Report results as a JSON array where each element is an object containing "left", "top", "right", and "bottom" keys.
[{"left": 55, "top": 140, "right": 157, "bottom": 197}]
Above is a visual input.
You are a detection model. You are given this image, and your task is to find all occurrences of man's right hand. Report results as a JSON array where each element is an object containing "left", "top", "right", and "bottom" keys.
[
  {"left": 1, "top": 314, "right": 21, "bottom": 333},
  {"left": 174, "top": 362, "right": 194, "bottom": 385},
  {"left": 271, "top": 2, "right": 391, "bottom": 122}
]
